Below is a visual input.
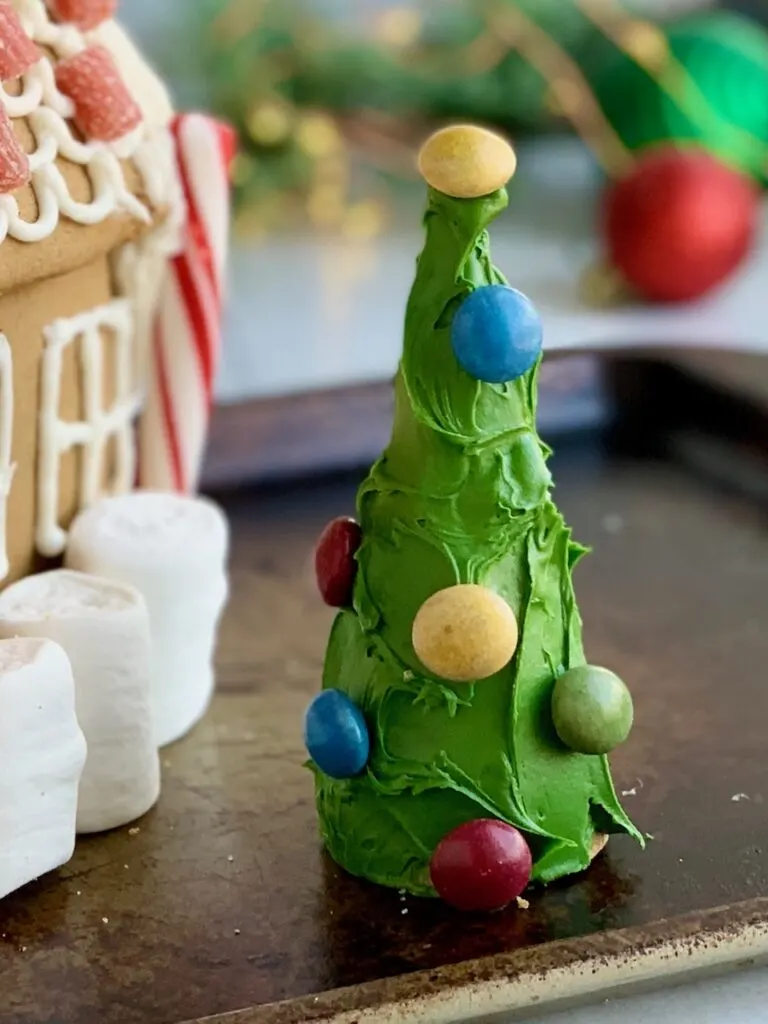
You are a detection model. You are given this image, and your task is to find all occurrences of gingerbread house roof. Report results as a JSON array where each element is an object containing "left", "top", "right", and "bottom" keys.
[{"left": 0, "top": 0, "right": 181, "bottom": 296}]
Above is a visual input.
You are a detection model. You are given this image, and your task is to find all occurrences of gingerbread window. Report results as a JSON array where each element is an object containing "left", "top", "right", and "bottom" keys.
[{"left": 36, "top": 299, "right": 141, "bottom": 557}]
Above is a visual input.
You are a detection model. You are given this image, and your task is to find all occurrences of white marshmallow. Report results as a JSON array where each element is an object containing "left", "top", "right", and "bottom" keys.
[
  {"left": 65, "top": 491, "right": 229, "bottom": 747},
  {"left": 0, "top": 570, "right": 160, "bottom": 834},
  {"left": 0, "top": 638, "right": 86, "bottom": 899}
]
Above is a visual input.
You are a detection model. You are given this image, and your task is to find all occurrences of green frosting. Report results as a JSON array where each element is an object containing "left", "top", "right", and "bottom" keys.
[{"left": 314, "top": 184, "right": 643, "bottom": 896}]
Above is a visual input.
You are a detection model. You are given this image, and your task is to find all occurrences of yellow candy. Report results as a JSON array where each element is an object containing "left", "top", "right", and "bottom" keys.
[
  {"left": 412, "top": 584, "right": 519, "bottom": 683},
  {"left": 417, "top": 125, "right": 517, "bottom": 199}
]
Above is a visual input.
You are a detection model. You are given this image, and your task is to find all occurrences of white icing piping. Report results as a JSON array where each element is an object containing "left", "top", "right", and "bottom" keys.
[
  {"left": 36, "top": 299, "right": 141, "bottom": 558},
  {"left": 0, "top": 336, "right": 15, "bottom": 581},
  {"left": 0, "top": 65, "right": 45, "bottom": 119},
  {"left": 131, "top": 127, "right": 179, "bottom": 210},
  {"left": 113, "top": 127, "right": 186, "bottom": 392},
  {"left": 0, "top": 0, "right": 175, "bottom": 245},
  {"left": 15, "top": 0, "right": 83, "bottom": 57}
]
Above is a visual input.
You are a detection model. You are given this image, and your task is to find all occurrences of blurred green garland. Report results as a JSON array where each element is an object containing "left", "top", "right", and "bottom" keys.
[{"left": 173, "top": 0, "right": 768, "bottom": 237}]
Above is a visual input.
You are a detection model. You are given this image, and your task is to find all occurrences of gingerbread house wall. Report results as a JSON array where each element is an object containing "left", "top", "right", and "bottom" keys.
[{"left": 3, "top": 255, "right": 140, "bottom": 585}]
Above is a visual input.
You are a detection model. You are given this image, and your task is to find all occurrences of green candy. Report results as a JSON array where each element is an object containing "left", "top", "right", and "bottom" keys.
[{"left": 552, "top": 667, "right": 634, "bottom": 756}]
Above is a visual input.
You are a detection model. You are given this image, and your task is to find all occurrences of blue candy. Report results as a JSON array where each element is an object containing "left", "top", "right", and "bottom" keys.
[
  {"left": 451, "top": 284, "right": 543, "bottom": 384},
  {"left": 304, "top": 689, "right": 370, "bottom": 779}
]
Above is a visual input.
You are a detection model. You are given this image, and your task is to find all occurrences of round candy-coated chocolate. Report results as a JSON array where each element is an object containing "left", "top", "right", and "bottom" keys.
[
  {"left": 412, "top": 583, "right": 518, "bottom": 683},
  {"left": 418, "top": 124, "right": 517, "bottom": 199},
  {"left": 552, "top": 665, "right": 634, "bottom": 755},
  {"left": 430, "top": 819, "right": 532, "bottom": 912},
  {"left": 315, "top": 516, "right": 362, "bottom": 607},
  {"left": 304, "top": 689, "right": 370, "bottom": 779},
  {"left": 451, "top": 285, "right": 543, "bottom": 384}
]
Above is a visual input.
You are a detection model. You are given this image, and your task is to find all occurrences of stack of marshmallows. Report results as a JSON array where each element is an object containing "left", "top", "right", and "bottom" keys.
[{"left": 0, "top": 492, "right": 229, "bottom": 901}]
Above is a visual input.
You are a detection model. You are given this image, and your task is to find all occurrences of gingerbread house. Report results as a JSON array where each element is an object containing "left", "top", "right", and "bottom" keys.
[{"left": 0, "top": 0, "right": 183, "bottom": 585}]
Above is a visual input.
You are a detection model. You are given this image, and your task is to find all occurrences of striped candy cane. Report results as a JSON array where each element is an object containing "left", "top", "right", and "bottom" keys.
[{"left": 140, "top": 113, "right": 236, "bottom": 493}]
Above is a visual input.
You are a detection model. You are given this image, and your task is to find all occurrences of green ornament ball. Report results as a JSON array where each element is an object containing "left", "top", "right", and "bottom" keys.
[
  {"left": 552, "top": 666, "right": 633, "bottom": 755},
  {"left": 592, "top": 12, "right": 768, "bottom": 184}
]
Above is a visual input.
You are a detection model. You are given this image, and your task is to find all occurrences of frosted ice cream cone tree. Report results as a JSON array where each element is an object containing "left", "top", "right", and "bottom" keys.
[{"left": 306, "top": 125, "right": 642, "bottom": 911}]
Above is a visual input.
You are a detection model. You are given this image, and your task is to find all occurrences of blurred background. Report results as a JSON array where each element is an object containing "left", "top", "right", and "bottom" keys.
[{"left": 120, "top": 0, "right": 768, "bottom": 483}]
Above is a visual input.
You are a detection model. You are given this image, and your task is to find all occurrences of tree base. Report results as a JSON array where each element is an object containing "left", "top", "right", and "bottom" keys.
[{"left": 591, "top": 832, "right": 609, "bottom": 860}]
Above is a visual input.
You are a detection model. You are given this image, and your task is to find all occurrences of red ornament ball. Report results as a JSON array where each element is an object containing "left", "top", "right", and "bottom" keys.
[
  {"left": 603, "top": 146, "right": 759, "bottom": 303},
  {"left": 315, "top": 517, "right": 362, "bottom": 607},
  {"left": 429, "top": 819, "right": 532, "bottom": 912}
]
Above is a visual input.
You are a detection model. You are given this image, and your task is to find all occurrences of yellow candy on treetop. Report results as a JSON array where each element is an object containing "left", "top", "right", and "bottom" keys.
[
  {"left": 412, "top": 583, "right": 519, "bottom": 683},
  {"left": 417, "top": 125, "right": 517, "bottom": 199}
]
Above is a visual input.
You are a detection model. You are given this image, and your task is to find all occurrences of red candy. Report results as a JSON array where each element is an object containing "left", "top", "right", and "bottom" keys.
[
  {"left": 0, "top": 1, "right": 40, "bottom": 80},
  {"left": 604, "top": 146, "right": 759, "bottom": 303},
  {"left": 55, "top": 45, "right": 142, "bottom": 142},
  {"left": 47, "top": 0, "right": 117, "bottom": 30},
  {"left": 315, "top": 517, "right": 362, "bottom": 608},
  {"left": 430, "top": 819, "right": 532, "bottom": 912},
  {"left": 0, "top": 107, "right": 30, "bottom": 193}
]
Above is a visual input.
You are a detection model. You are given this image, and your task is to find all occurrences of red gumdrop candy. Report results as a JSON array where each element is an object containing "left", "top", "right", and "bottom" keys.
[
  {"left": 430, "top": 819, "right": 532, "bottom": 912},
  {"left": 315, "top": 517, "right": 362, "bottom": 608},
  {"left": 603, "top": 146, "right": 759, "bottom": 303},
  {"left": 0, "top": 1, "right": 40, "bottom": 80},
  {"left": 47, "top": 0, "right": 117, "bottom": 31},
  {"left": 56, "top": 46, "right": 142, "bottom": 142},
  {"left": 0, "top": 107, "right": 30, "bottom": 193}
]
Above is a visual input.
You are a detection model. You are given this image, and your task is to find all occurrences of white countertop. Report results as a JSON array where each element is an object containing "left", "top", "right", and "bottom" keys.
[
  {"left": 528, "top": 964, "right": 768, "bottom": 1024},
  {"left": 217, "top": 138, "right": 768, "bottom": 405}
]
